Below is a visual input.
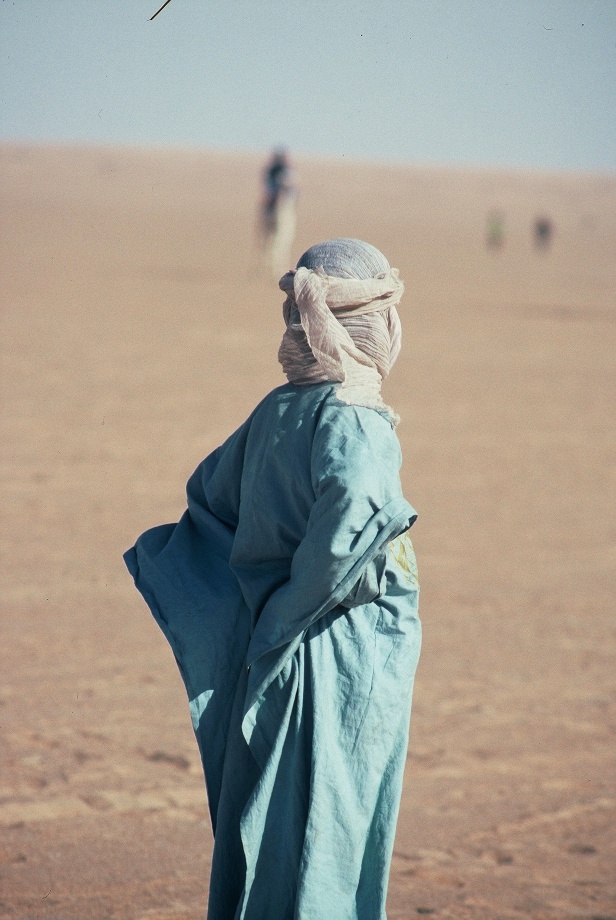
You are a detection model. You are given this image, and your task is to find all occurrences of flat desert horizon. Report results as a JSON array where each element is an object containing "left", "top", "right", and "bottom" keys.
[{"left": 1, "top": 143, "right": 615, "bottom": 919}]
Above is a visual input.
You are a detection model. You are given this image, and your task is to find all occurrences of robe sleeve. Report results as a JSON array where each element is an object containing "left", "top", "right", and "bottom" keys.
[
  {"left": 339, "top": 551, "right": 388, "bottom": 608},
  {"left": 123, "top": 419, "right": 254, "bottom": 828},
  {"left": 245, "top": 402, "right": 417, "bottom": 676}
]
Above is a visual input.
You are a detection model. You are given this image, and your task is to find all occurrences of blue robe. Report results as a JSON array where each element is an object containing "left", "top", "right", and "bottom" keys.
[{"left": 124, "top": 382, "right": 421, "bottom": 920}]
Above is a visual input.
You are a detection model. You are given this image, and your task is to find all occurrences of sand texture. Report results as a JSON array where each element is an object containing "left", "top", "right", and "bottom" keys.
[{"left": 1, "top": 144, "right": 615, "bottom": 919}]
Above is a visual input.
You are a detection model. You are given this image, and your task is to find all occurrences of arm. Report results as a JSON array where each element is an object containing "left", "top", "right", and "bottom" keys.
[{"left": 246, "top": 402, "right": 416, "bottom": 666}]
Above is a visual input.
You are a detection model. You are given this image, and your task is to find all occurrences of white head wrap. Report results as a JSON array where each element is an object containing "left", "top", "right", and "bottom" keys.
[{"left": 277, "top": 239, "right": 404, "bottom": 422}]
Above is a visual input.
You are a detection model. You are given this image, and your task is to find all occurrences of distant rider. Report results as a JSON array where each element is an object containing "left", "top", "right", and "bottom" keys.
[{"left": 263, "top": 149, "right": 296, "bottom": 224}]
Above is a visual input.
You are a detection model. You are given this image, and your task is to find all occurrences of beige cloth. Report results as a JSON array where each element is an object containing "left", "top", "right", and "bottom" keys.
[{"left": 278, "top": 266, "right": 404, "bottom": 421}]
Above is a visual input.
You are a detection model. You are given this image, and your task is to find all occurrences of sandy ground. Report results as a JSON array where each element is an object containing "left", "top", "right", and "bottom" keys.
[{"left": 1, "top": 143, "right": 615, "bottom": 920}]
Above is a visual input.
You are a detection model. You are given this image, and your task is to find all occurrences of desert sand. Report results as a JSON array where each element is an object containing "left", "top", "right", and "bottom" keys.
[{"left": 1, "top": 143, "right": 615, "bottom": 919}]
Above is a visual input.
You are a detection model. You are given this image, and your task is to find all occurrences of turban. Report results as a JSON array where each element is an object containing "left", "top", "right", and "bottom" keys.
[{"left": 277, "top": 239, "right": 404, "bottom": 422}]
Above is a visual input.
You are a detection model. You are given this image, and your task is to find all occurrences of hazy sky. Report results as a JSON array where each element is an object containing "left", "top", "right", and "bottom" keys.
[{"left": 1, "top": 0, "right": 615, "bottom": 170}]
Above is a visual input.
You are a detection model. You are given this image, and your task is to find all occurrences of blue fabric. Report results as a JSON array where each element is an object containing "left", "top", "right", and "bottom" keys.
[{"left": 124, "top": 382, "right": 421, "bottom": 920}]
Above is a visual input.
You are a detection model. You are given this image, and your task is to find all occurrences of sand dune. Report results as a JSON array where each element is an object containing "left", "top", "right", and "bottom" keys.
[{"left": 1, "top": 143, "right": 615, "bottom": 919}]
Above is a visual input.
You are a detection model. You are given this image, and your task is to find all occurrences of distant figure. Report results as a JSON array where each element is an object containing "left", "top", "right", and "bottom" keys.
[
  {"left": 534, "top": 216, "right": 553, "bottom": 249},
  {"left": 259, "top": 148, "right": 297, "bottom": 277},
  {"left": 486, "top": 210, "right": 506, "bottom": 249}
]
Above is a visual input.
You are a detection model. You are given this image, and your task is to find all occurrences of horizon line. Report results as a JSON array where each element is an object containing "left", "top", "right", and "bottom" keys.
[{"left": 2, "top": 137, "right": 615, "bottom": 179}]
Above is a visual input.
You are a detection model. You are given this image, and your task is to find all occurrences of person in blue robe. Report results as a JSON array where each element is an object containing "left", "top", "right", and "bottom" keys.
[{"left": 124, "top": 238, "right": 421, "bottom": 919}]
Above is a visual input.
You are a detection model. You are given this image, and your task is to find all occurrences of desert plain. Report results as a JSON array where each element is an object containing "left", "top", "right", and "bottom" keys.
[{"left": 0, "top": 143, "right": 615, "bottom": 919}]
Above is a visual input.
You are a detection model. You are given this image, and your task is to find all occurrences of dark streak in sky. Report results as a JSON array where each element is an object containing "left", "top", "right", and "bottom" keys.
[{"left": 150, "top": 0, "right": 173, "bottom": 21}]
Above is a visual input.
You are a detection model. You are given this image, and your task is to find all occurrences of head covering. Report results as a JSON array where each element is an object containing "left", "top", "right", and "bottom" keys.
[
  {"left": 278, "top": 238, "right": 404, "bottom": 422},
  {"left": 296, "top": 238, "right": 389, "bottom": 279}
]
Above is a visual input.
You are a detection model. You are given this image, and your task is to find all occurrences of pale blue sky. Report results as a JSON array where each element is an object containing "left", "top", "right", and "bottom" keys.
[{"left": 1, "top": 0, "right": 615, "bottom": 170}]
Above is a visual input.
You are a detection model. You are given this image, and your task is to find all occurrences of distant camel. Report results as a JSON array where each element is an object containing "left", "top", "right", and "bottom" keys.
[{"left": 258, "top": 189, "right": 297, "bottom": 278}]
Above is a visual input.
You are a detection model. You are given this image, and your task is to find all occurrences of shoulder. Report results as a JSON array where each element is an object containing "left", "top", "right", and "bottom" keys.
[
  {"left": 312, "top": 398, "right": 402, "bottom": 489},
  {"left": 216, "top": 385, "right": 294, "bottom": 451},
  {"left": 316, "top": 397, "right": 400, "bottom": 452}
]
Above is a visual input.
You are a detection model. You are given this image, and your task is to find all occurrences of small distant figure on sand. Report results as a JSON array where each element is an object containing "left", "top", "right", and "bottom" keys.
[
  {"left": 258, "top": 148, "right": 298, "bottom": 277},
  {"left": 486, "top": 210, "right": 506, "bottom": 249},
  {"left": 534, "top": 216, "right": 553, "bottom": 250}
]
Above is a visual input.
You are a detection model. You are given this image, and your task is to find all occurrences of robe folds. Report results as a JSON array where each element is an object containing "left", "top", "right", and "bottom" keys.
[{"left": 124, "top": 382, "right": 421, "bottom": 920}]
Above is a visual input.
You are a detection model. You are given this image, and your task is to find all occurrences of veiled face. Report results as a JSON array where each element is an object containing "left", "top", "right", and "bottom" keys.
[{"left": 296, "top": 238, "right": 390, "bottom": 281}]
